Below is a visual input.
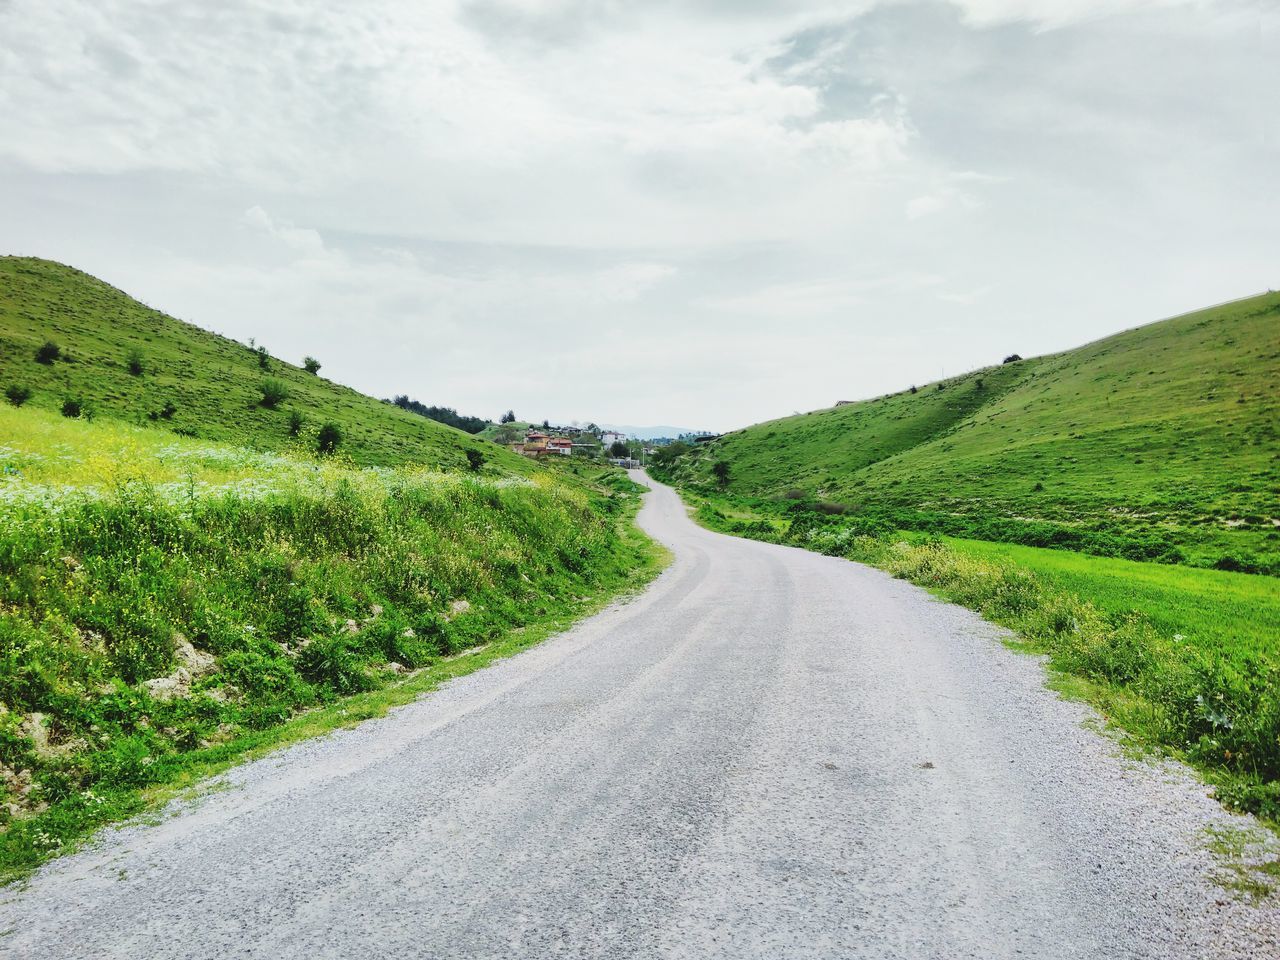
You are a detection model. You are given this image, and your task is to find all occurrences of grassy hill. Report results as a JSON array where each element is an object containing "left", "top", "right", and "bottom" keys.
[
  {"left": 668, "top": 292, "right": 1280, "bottom": 572},
  {"left": 0, "top": 257, "right": 664, "bottom": 879},
  {"left": 0, "top": 257, "right": 527, "bottom": 474}
]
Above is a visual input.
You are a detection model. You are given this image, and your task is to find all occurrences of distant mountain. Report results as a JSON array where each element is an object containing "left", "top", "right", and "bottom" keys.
[{"left": 600, "top": 424, "right": 709, "bottom": 441}]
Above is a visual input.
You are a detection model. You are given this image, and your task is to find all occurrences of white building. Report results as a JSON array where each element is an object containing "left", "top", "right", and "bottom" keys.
[{"left": 600, "top": 431, "right": 626, "bottom": 448}]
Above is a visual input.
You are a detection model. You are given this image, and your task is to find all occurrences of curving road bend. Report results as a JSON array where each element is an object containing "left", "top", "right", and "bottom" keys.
[{"left": 2, "top": 472, "right": 1277, "bottom": 959}]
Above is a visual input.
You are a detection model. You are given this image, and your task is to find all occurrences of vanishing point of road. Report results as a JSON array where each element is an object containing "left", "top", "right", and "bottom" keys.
[{"left": 2, "top": 473, "right": 1276, "bottom": 959}]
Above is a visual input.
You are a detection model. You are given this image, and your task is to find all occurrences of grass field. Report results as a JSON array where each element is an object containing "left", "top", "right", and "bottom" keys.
[
  {"left": 664, "top": 292, "right": 1280, "bottom": 573},
  {"left": 0, "top": 401, "right": 660, "bottom": 881},
  {"left": 0, "top": 257, "right": 524, "bottom": 473}
]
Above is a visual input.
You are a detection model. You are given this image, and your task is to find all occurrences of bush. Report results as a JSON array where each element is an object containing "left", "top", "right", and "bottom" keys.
[
  {"left": 60, "top": 397, "right": 83, "bottom": 418},
  {"left": 259, "top": 379, "right": 289, "bottom": 409},
  {"left": 465, "top": 449, "right": 485, "bottom": 472},
  {"left": 316, "top": 422, "right": 342, "bottom": 455},
  {"left": 255, "top": 345, "right": 271, "bottom": 371},
  {"left": 159, "top": 401, "right": 177, "bottom": 420},
  {"left": 35, "top": 341, "right": 61, "bottom": 364},
  {"left": 1003, "top": 353, "right": 1023, "bottom": 364},
  {"left": 303, "top": 356, "right": 321, "bottom": 375},
  {"left": 712, "top": 460, "right": 731, "bottom": 488},
  {"left": 126, "top": 350, "right": 144, "bottom": 376},
  {"left": 288, "top": 411, "right": 304, "bottom": 437},
  {"left": 5, "top": 385, "right": 31, "bottom": 407}
]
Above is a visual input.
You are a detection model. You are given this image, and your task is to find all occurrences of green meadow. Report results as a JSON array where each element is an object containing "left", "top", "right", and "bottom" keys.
[
  {"left": 665, "top": 292, "right": 1280, "bottom": 573},
  {"left": 0, "top": 256, "right": 520, "bottom": 473}
]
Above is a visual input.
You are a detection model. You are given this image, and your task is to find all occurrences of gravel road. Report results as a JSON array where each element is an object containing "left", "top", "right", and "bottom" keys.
[{"left": 2, "top": 472, "right": 1277, "bottom": 959}]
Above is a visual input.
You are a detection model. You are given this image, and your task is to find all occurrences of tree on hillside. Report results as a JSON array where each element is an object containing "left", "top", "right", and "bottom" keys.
[
  {"left": 391, "top": 395, "right": 488, "bottom": 433},
  {"left": 500, "top": 410, "right": 517, "bottom": 424},
  {"left": 651, "top": 440, "right": 691, "bottom": 467},
  {"left": 609, "top": 441, "right": 629, "bottom": 458},
  {"left": 303, "top": 356, "right": 322, "bottom": 374},
  {"left": 466, "top": 449, "right": 485, "bottom": 472},
  {"left": 711, "top": 458, "right": 732, "bottom": 488},
  {"left": 1003, "top": 353, "right": 1023, "bottom": 364},
  {"left": 35, "top": 341, "right": 61, "bottom": 365},
  {"left": 712, "top": 460, "right": 731, "bottom": 489}
]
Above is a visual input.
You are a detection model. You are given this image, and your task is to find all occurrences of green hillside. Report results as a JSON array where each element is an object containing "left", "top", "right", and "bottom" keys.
[
  {"left": 0, "top": 257, "right": 527, "bottom": 474},
  {"left": 669, "top": 292, "right": 1280, "bottom": 572}
]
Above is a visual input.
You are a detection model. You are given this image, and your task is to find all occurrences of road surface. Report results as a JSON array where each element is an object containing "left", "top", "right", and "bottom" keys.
[{"left": 2, "top": 472, "right": 1276, "bottom": 959}]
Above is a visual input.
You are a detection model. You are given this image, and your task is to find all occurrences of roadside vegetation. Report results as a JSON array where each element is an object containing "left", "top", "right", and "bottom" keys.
[
  {"left": 674, "top": 487, "right": 1280, "bottom": 825},
  {"left": 0, "top": 259, "right": 663, "bottom": 880},
  {"left": 0, "top": 404, "right": 659, "bottom": 881}
]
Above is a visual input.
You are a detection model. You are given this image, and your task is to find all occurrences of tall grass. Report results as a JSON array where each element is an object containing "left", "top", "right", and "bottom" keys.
[{"left": 0, "top": 466, "right": 644, "bottom": 875}]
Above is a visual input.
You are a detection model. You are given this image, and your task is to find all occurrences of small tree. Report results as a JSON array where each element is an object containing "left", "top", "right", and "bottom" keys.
[
  {"left": 316, "top": 422, "right": 342, "bottom": 455},
  {"left": 303, "top": 356, "right": 322, "bottom": 375},
  {"left": 975, "top": 378, "right": 984, "bottom": 390},
  {"left": 35, "top": 341, "right": 61, "bottom": 364},
  {"left": 255, "top": 345, "right": 271, "bottom": 370},
  {"left": 712, "top": 460, "right": 731, "bottom": 488},
  {"left": 159, "top": 400, "right": 177, "bottom": 420},
  {"left": 5, "top": 385, "right": 31, "bottom": 407},
  {"left": 541, "top": 419, "right": 551, "bottom": 430},
  {"left": 500, "top": 410, "right": 517, "bottom": 424},
  {"left": 609, "top": 441, "right": 629, "bottom": 458},
  {"left": 126, "top": 349, "right": 145, "bottom": 375},
  {"left": 61, "top": 397, "right": 83, "bottom": 418},
  {"left": 259, "top": 378, "right": 289, "bottom": 408},
  {"left": 465, "top": 449, "right": 485, "bottom": 472},
  {"left": 909, "top": 385, "right": 918, "bottom": 394},
  {"left": 1002, "top": 353, "right": 1022, "bottom": 364},
  {"left": 288, "top": 410, "right": 304, "bottom": 437}
]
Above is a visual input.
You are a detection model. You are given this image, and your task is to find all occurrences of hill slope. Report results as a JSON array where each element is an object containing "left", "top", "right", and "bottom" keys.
[
  {"left": 670, "top": 292, "right": 1280, "bottom": 571},
  {"left": 0, "top": 257, "right": 526, "bottom": 473}
]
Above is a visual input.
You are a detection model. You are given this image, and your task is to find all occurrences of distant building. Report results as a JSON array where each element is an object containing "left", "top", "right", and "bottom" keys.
[
  {"left": 600, "top": 431, "right": 626, "bottom": 448},
  {"left": 546, "top": 437, "right": 573, "bottom": 456}
]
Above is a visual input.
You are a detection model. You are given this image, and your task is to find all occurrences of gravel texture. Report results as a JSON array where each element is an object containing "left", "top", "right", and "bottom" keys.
[{"left": 1, "top": 471, "right": 1277, "bottom": 958}]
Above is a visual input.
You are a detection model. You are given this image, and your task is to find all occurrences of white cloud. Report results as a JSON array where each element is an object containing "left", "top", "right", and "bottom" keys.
[{"left": 0, "top": 0, "right": 1275, "bottom": 429}]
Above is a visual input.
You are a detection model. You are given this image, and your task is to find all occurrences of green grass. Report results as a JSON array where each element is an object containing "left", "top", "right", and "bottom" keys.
[
  {"left": 0, "top": 257, "right": 525, "bottom": 473},
  {"left": 944, "top": 538, "right": 1280, "bottom": 669},
  {"left": 679, "top": 487, "right": 1280, "bottom": 824},
  {"left": 665, "top": 292, "right": 1280, "bottom": 573},
  {"left": 0, "top": 409, "right": 661, "bottom": 881}
]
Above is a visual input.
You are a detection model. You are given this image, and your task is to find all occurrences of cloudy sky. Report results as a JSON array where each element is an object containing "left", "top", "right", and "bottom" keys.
[{"left": 1, "top": 1, "right": 1275, "bottom": 431}]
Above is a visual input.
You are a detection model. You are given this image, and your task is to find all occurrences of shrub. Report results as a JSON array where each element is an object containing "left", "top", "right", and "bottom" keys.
[
  {"left": 465, "top": 449, "right": 485, "bottom": 472},
  {"left": 259, "top": 379, "right": 289, "bottom": 409},
  {"left": 159, "top": 401, "right": 177, "bottom": 420},
  {"left": 711, "top": 460, "right": 731, "bottom": 488},
  {"left": 303, "top": 356, "right": 321, "bottom": 375},
  {"left": 5, "top": 385, "right": 31, "bottom": 407},
  {"left": 316, "top": 422, "right": 342, "bottom": 455},
  {"left": 288, "top": 411, "right": 304, "bottom": 437},
  {"left": 35, "top": 341, "right": 61, "bottom": 364},
  {"left": 60, "top": 397, "right": 83, "bottom": 418},
  {"left": 255, "top": 345, "right": 271, "bottom": 370},
  {"left": 1003, "top": 353, "right": 1023, "bottom": 364},
  {"left": 910, "top": 385, "right": 918, "bottom": 394},
  {"left": 126, "top": 350, "right": 144, "bottom": 376}
]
